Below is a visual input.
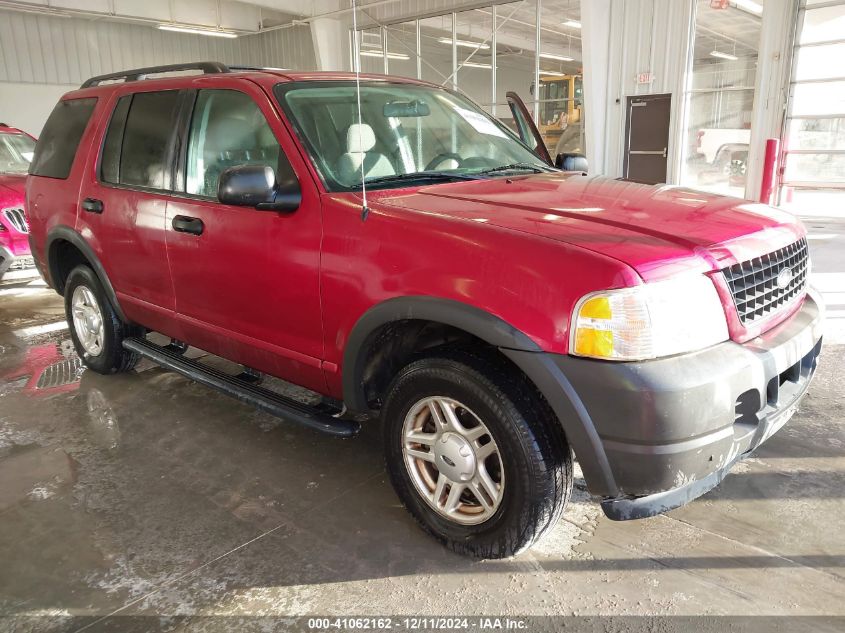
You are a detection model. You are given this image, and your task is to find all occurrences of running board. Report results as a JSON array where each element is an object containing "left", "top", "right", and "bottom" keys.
[{"left": 122, "top": 337, "right": 360, "bottom": 438}]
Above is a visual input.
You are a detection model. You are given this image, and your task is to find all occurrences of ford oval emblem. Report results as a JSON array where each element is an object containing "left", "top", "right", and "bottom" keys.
[{"left": 776, "top": 267, "right": 794, "bottom": 289}]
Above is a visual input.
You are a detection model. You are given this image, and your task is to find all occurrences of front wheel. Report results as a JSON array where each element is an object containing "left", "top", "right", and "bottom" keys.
[
  {"left": 64, "top": 265, "right": 140, "bottom": 374},
  {"left": 382, "top": 351, "right": 573, "bottom": 558}
]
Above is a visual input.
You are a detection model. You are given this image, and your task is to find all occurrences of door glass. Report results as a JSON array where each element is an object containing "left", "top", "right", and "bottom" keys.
[
  {"left": 120, "top": 91, "right": 181, "bottom": 189},
  {"left": 509, "top": 100, "right": 534, "bottom": 146},
  {"left": 186, "top": 90, "right": 280, "bottom": 198},
  {"left": 100, "top": 95, "right": 131, "bottom": 184},
  {"left": 506, "top": 92, "right": 551, "bottom": 164}
]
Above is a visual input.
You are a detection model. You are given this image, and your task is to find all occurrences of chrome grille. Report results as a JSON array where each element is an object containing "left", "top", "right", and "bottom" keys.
[
  {"left": 3, "top": 208, "right": 28, "bottom": 233},
  {"left": 722, "top": 237, "right": 809, "bottom": 326}
]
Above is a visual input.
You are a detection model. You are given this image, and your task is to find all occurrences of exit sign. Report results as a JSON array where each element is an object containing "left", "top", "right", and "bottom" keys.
[
  {"left": 637, "top": 72, "right": 654, "bottom": 84},
  {"left": 710, "top": 0, "right": 729, "bottom": 8}
]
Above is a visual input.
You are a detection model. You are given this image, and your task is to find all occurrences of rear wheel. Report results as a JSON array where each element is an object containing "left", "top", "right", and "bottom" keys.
[
  {"left": 64, "top": 265, "right": 140, "bottom": 374},
  {"left": 382, "top": 350, "right": 573, "bottom": 558}
]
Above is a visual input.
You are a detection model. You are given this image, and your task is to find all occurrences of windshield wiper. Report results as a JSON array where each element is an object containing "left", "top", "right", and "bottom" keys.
[
  {"left": 474, "top": 163, "right": 549, "bottom": 176},
  {"left": 356, "top": 171, "right": 481, "bottom": 188}
]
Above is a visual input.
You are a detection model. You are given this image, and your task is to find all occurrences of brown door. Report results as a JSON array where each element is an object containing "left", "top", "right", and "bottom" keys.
[{"left": 623, "top": 93, "right": 671, "bottom": 184}]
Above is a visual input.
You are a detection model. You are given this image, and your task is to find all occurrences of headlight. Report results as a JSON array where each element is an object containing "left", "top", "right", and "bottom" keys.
[{"left": 570, "top": 275, "right": 729, "bottom": 361}]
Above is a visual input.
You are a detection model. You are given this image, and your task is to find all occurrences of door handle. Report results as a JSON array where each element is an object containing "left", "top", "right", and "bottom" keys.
[
  {"left": 82, "top": 198, "right": 104, "bottom": 214},
  {"left": 172, "top": 215, "right": 204, "bottom": 236}
]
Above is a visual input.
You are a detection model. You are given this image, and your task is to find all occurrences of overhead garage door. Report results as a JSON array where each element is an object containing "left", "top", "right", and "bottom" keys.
[{"left": 780, "top": 0, "right": 845, "bottom": 215}]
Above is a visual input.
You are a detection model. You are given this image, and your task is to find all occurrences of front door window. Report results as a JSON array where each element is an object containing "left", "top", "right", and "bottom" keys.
[{"left": 186, "top": 90, "right": 281, "bottom": 198}]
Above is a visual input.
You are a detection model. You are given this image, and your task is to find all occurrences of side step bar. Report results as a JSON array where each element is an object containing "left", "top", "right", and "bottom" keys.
[{"left": 123, "top": 337, "right": 360, "bottom": 438}]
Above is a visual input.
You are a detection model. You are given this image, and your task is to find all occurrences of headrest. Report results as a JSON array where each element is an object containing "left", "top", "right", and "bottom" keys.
[{"left": 347, "top": 123, "right": 376, "bottom": 154}]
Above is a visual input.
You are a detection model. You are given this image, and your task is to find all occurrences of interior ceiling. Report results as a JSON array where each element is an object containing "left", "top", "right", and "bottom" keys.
[
  {"left": 363, "top": 0, "right": 763, "bottom": 74},
  {"left": 2, "top": 0, "right": 762, "bottom": 69},
  {"left": 694, "top": 0, "right": 764, "bottom": 61},
  {"left": 366, "top": 0, "right": 583, "bottom": 74},
  {"left": 0, "top": 0, "right": 299, "bottom": 32}
]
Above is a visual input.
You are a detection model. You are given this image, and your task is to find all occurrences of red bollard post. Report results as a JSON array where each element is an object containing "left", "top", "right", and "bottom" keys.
[{"left": 759, "top": 138, "right": 780, "bottom": 205}]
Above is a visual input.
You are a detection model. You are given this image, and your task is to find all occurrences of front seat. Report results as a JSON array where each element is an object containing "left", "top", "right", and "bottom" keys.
[{"left": 335, "top": 123, "right": 395, "bottom": 185}]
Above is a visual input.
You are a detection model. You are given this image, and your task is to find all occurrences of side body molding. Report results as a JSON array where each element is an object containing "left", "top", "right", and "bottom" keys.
[
  {"left": 45, "top": 225, "right": 129, "bottom": 323},
  {"left": 342, "top": 296, "right": 619, "bottom": 497}
]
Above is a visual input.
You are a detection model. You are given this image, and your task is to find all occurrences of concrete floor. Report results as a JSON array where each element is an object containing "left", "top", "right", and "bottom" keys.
[{"left": 1, "top": 219, "right": 844, "bottom": 633}]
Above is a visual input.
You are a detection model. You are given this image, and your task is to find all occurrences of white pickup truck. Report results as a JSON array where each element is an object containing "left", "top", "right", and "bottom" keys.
[{"left": 696, "top": 128, "right": 751, "bottom": 165}]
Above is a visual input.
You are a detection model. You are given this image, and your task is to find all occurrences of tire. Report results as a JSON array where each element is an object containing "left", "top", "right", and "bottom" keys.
[
  {"left": 382, "top": 350, "right": 573, "bottom": 559},
  {"left": 64, "top": 264, "right": 140, "bottom": 374}
]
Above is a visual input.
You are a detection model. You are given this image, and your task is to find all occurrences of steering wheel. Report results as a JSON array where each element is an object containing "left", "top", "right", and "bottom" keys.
[{"left": 425, "top": 153, "right": 464, "bottom": 171}]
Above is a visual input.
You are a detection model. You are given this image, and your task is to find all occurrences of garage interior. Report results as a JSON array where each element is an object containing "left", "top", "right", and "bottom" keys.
[{"left": 1, "top": 0, "right": 844, "bottom": 630}]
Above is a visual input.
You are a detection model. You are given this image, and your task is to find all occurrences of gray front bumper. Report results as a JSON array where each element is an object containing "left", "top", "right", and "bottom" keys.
[{"left": 551, "top": 289, "right": 824, "bottom": 520}]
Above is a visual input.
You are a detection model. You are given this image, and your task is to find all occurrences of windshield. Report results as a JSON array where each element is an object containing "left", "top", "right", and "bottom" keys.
[
  {"left": 0, "top": 132, "right": 36, "bottom": 175},
  {"left": 275, "top": 82, "right": 552, "bottom": 191}
]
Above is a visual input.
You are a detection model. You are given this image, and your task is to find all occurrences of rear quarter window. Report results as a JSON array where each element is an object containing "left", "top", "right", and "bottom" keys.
[{"left": 29, "top": 97, "right": 97, "bottom": 179}]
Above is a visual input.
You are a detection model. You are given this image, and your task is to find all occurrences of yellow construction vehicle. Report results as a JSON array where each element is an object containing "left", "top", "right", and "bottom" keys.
[{"left": 537, "top": 74, "right": 583, "bottom": 154}]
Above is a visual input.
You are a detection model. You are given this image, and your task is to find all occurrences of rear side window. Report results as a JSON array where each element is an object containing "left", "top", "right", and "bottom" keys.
[
  {"left": 29, "top": 97, "right": 97, "bottom": 179},
  {"left": 100, "top": 95, "right": 131, "bottom": 184},
  {"left": 104, "top": 91, "right": 181, "bottom": 190}
]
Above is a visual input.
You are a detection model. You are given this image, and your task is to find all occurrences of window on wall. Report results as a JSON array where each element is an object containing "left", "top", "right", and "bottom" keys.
[
  {"left": 454, "top": 10, "right": 494, "bottom": 113},
  {"left": 357, "top": 27, "right": 385, "bottom": 74},
  {"left": 779, "top": 0, "right": 845, "bottom": 216},
  {"left": 492, "top": 1, "right": 537, "bottom": 127},
  {"left": 419, "top": 13, "right": 455, "bottom": 87},
  {"left": 538, "top": 0, "right": 583, "bottom": 156},
  {"left": 681, "top": 0, "right": 765, "bottom": 196},
  {"left": 351, "top": 1, "right": 585, "bottom": 160},
  {"left": 384, "top": 22, "right": 418, "bottom": 79}
]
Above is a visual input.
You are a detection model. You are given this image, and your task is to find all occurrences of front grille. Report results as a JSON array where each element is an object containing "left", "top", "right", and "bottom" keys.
[
  {"left": 3, "top": 208, "right": 28, "bottom": 233},
  {"left": 722, "top": 237, "right": 809, "bottom": 326}
]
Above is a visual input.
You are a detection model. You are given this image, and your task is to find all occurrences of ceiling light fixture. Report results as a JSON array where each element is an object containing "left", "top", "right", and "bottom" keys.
[
  {"left": 709, "top": 50, "right": 739, "bottom": 61},
  {"left": 438, "top": 37, "right": 490, "bottom": 50},
  {"left": 562, "top": 19, "right": 581, "bottom": 29},
  {"left": 158, "top": 25, "right": 238, "bottom": 38},
  {"left": 359, "top": 50, "right": 410, "bottom": 60},
  {"left": 540, "top": 70, "right": 567, "bottom": 77},
  {"left": 462, "top": 61, "right": 493, "bottom": 69},
  {"left": 540, "top": 53, "right": 574, "bottom": 62}
]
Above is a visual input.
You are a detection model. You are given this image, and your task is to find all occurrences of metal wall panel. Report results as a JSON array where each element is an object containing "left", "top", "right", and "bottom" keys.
[
  {"left": 582, "top": 0, "right": 694, "bottom": 181},
  {"left": 0, "top": 11, "right": 316, "bottom": 86}
]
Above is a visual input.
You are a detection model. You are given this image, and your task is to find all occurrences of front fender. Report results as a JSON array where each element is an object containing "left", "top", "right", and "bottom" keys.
[{"left": 342, "top": 295, "right": 619, "bottom": 497}]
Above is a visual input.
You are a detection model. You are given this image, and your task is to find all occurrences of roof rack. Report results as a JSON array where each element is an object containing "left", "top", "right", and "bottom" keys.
[
  {"left": 227, "top": 65, "right": 290, "bottom": 72},
  {"left": 80, "top": 61, "right": 231, "bottom": 88}
]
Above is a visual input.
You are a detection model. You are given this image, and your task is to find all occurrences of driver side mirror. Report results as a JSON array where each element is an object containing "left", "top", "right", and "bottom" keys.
[{"left": 218, "top": 164, "right": 301, "bottom": 212}]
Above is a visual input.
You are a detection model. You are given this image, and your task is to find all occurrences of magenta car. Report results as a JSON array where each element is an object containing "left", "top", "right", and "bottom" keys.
[{"left": 0, "top": 123, "right": 35, "bottom": 279}]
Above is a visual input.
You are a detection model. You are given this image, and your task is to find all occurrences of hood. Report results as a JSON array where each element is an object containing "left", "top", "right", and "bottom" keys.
[
  {"left": 0, "top": 173, "right": 26, "bottom": 202},
  {"left": 380, "top": 174, "right": 805, "bottom": 281}
]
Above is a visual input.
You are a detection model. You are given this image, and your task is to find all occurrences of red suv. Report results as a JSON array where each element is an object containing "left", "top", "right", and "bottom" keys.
[
  {"left": 0, "top": 123, "right": 36, "bottom": 279},
  {"left": 26, "top": 63, "right": 823, "bottom": 558}
]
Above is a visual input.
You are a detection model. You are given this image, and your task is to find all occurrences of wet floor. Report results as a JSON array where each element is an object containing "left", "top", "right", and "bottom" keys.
[{"left": 1, "top": 247, "right": 844, "bottom": 632}]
